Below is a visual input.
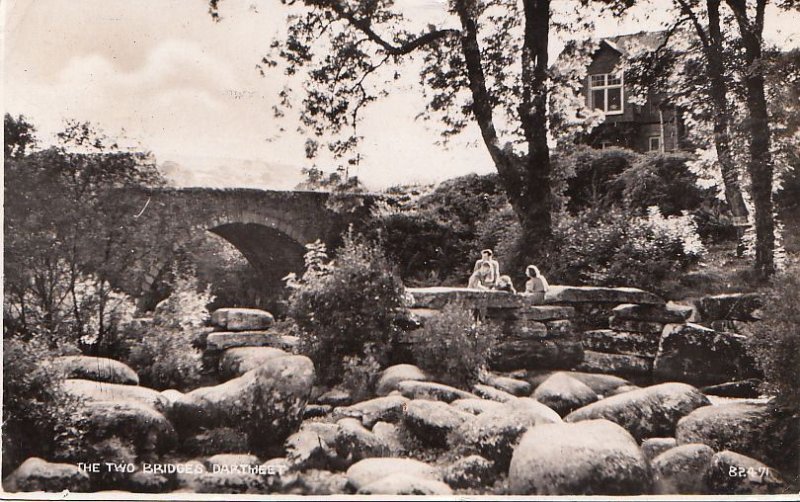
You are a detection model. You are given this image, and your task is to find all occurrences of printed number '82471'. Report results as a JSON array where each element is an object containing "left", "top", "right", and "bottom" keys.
[{"left": 729, "top": 466, "right": 772, "bottom": 478}]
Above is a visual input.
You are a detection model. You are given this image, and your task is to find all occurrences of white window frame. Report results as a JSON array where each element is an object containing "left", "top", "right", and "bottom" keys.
[
  {"left": 588, "top": 72, "right": 624, "bottom": 115},
  {"left": 648, "top": 136, "right": 661, "bottom": 152}
]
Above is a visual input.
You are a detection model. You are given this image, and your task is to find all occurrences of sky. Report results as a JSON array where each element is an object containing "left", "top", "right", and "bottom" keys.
[{"left": 3, "top": 0, "right": 799, "bottom": 190}]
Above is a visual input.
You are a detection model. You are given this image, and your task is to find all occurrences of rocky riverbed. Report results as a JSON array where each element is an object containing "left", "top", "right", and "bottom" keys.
[{"left": 3, "top": 303, "right": 796, "bottom": 495}]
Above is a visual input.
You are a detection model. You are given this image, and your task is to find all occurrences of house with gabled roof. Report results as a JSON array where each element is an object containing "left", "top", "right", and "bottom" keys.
[{"left": 580, "top": 31, "right": 686, "bottom": 153}]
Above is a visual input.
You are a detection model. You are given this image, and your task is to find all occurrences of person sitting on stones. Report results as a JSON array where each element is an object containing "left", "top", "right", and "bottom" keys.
[
  {"left": 468, "top": 261, "right": 495, "bottom": 290},
  {"left": 495, "top": 274, "right": 517, "bottom": 294},
  {"left": 474, "top": 249, "right": 501, "bottom": 288},
  {"left": 524, "top": 265, "right": 549, "bottom": 303}
]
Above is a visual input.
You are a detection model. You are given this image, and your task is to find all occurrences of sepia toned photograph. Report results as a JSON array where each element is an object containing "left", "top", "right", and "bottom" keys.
[{"left": 2, "top": 0, "right": 799, "bottom": 498}]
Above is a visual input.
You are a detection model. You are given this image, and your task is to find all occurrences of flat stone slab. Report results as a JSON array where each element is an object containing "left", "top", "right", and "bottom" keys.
[
  {"left": 487, "top": 305, "right": 576, "bottom": 321},
  {"left": 612, "top": 303, "right": 694, "bottom": 323},
  {"left": 406, "top": 287, "right": 525, "bottom": 309},
  {"left": 581, "top": 329, "right": 660, "bottom": 358},
  {"left": 696, "top": 293, "right": 763, "bottom": 322},
  {"left": 544, "top": 286, "right": 664, "bottom": 305},
  {"left": 575, "top": 350, "right": 653, "bottom": 377},
  {"left": 210, "top": 308, "right": 275, "bottom": 331},
  {"left": 206, "top": 331, "right": 299, "bottom": 351},
  {"left": 608, "top": 318, "right": 665, "bottom": 335}
]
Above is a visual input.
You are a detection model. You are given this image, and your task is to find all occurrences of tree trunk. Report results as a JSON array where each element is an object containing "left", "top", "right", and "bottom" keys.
[
  {"left": 454, "top": 0, "right": 553, "bottom": 255},
  {"left": 705, "top": 0, "right": 750, "bottom": 256},
  {"left": 726, "top": 0, "right": 775, "bottom": 278},
  {"left": 743, "top": 68, "right": 775, "bottom": 277},
  {"left": 516, "top": 0, "right": 553, "bottom": 254}
]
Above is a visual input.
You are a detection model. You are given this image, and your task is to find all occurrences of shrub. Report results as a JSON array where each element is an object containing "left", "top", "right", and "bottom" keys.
[
  {"left": 340, "top": 345, "right": 383, "bottom": 403},
  {"left": 410, "top": 303, "right": 500, "bottom": 390},
  {"left": 367, "top": 174, "right": 509, "bottom": 286},
  {"left": 553, "top": 146, "right": 636, "bottom": 214},
  {"left": 287, "top": 235, "right": 407, "bottom": 386},
  {"left": 366, "top": 212, "right": 471, "bottom": 286},
  {"left": 546, "top": 207, "right": 704, "bottom": 294},
  {"left": 2, "top": 337, "right": 82, "bottom": 475},
  {"left": 120, "top": 271, "right": 212, "bottom": 391},
  {"left": 744, "top": 269, "right": 800, "bottom": 411},
  {"left": 618, "top": 151, "right": 707, "bottom": 216}
]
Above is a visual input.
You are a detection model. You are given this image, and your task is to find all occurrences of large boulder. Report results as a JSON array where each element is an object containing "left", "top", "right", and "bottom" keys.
[
  {"left": 332, "top": 395, "right": 409, "bottom": 429},
  {"left": 298, "top": 422, "right": 340, "bottom": 446},
  {"left": 443, "top": 455, "right": 496, "bottom": 489},
  {"left": 566, "top": 372, "right": 630, "bottom": 397},
  {"left": 210, "top": 308, "right": 275, "bottom": 331},
  {"left": 696, "top": 293, "right": 763, "bottom": 322},
  {"left": 335, "top": 418, "right": 391, "bottom": 464},
  {"left": 317, "top": 389, "right": 353, "bottom": 407},
  {"left": 62, "top": 379, "right": 169, "bottom": 414},
  {"left": 651, "top": 444, "right": 714, "bottom": 494},
  {"left": 479, "top": 372, "right": 531, "bottom": 396},
  {"left": 458, "top": 398, "right": 561, "bottom": 470},
  {"left": 706, "top": 450, "right": 786, "bottom": 495},
  {"left": 52, "top": 356, "right": 139, "bottom": 385},
  {"left": 490, "top": 338, "right": 584, "bottom": 372},
  {"left": 204, "top": 454, "right": 261, "bottom": 471},
  {"left": 533, "top": 372, "right": 599, "bottom": 416},
  {"left": 181, "top": 427, "right": 250, "bottom": 456},
  {"left": 403, "top": 399, "right": 473, "bottom": 448},
  {"left": 376, "top": 364, "right": 428, "bottom": 396},
  {"left": 285, "top": 429, "right": 337, "bottom": 471},
  {"left": 395, "top": 380, "right": 476, "bottom": 403},
  {"left": 345, "top": 457, "right": 440, "bottom": 492},
  {"left": 640, "top": 437, "right": 677, "bottom": 462},
  {"left": 508, "top": 419, "right": 651, "bottom": 495},
  {"left": 451, "top": 398, "right": 505, "bottom": 415},
  {"left": 126, "top": 470, "right": 171, "bottom": 493},
  {"left": 371, "top": 422, "right": 406, "bottom": 456},
  {"left": 358, "top": 474, "right": 453, "bottom": 495},
  {"left": 185, "top": 470, "right": 264, "bottom": 494},
  {"left": 653, "top": 323, "right": 759, "bottom": 386},
  {"left": 675, "top": 402, "right": 799, "bottom": 472},
  {"left": 277, "top": 468, "right": 348, "bottom": 495},
  {"left": 171, "top": 355, "right": 314, "bottom": 453},
  {"left": 62, "top": 400, "right": 177, "bottom": 459},
  {"left": 472, "top": 384, "right": 516, "bottom": 403},
  {"left": 218, "top": 347, "right": 288, "bottom": 380},
  {"left": 565, "top": 383, "right": 710, "bottom": 441},
  {"left": 3, "top": 457, "right": 90, "bottom": 492}
]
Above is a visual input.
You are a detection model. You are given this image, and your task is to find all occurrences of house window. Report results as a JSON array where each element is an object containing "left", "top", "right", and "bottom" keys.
[
  {"left": 648, "top": 136, "right": 661, "bottom": 152},
  {"left": 589, "top": 73, "right": 624, "bottom": 115}
]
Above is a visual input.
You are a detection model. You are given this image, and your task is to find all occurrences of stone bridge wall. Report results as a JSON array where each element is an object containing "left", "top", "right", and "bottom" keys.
[
  {"left": 115, "top": 187, "right": 374, "bottom": 303},
  {"left": 406, "top": 287, "right": 762, "bottom": 390}
]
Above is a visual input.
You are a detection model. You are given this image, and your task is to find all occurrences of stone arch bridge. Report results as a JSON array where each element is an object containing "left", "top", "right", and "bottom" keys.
[{"left": 120, "top": 187, "right": 374, "bottom": 306}]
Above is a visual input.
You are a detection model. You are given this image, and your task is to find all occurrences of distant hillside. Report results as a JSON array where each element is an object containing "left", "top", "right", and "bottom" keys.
[{"left": 158, "top": 155, "right": 305, "bottom": 190}]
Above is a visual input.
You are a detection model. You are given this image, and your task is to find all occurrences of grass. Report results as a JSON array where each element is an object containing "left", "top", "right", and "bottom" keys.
[{"left": 662, "top": 204, "right": 799, "bottom": 301}]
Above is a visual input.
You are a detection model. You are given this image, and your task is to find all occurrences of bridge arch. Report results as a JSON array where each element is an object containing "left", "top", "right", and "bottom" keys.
[{"left": 127, "top": 186, "right": 373, "bottom": 311}]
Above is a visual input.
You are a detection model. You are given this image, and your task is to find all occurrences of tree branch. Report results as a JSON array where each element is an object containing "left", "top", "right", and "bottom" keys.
[
  {"left": 452, "top": 0, "right": 519, "bottom": 188},
  {"left": 675, "top": 0, "right": 710, "bottom": 48},
  {"left": 323, "top": 0, "right": 459, "bottom": 56}
]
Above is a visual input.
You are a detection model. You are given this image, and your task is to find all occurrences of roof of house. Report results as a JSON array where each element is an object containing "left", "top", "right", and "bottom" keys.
[{"left": 600, "top": 30, "right": 670, "bottom": 57}]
